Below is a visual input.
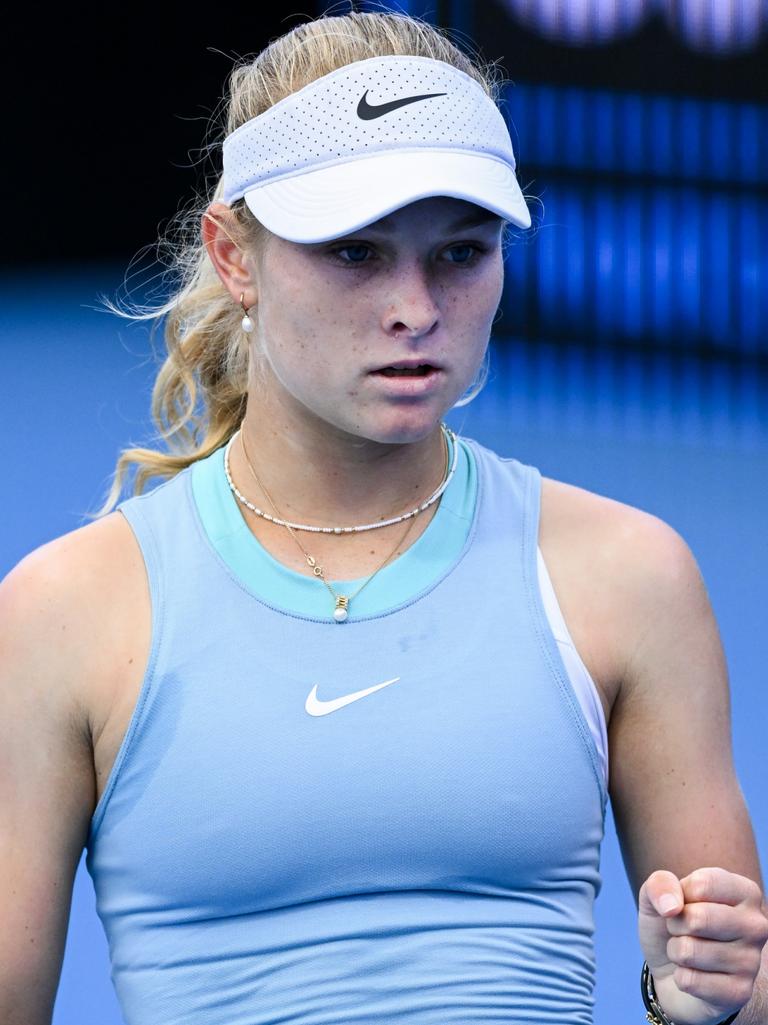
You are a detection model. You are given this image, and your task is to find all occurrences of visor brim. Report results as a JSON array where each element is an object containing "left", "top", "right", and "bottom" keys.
[{"left": 241, "top": 149, "right": 532, "bottom": 243}]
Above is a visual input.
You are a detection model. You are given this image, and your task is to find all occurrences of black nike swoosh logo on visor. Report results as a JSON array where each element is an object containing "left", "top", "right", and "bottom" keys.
[{"left": 357, "top": 90, "right": 448, "bottom": 120}]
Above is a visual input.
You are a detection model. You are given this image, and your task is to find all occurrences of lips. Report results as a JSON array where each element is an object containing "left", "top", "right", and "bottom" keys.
[
  {"left": 368, "top": 362, "right": 444, "bottom": 395},
  {"left": 370, "top": 359, "right": 443, "bottom": 375},
  {"left": 378, "top": 366, "right": 435, "bottom": 377}
]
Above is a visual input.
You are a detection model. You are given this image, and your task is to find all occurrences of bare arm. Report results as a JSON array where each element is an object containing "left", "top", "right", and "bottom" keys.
[
  {"left": 0, "top": 543, "right": 98, "bottom": 1024},
  {"left": 607, "top": 512, "right": 767, "bottom": 1024}
]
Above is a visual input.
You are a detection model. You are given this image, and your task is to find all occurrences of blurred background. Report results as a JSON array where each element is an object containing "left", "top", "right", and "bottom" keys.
[{"left": 2, "top": 1, "right": 766, "bottom": 1022}]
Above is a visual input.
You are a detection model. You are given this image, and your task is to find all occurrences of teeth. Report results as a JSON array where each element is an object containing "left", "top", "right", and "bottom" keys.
[{"left": 380, "top": 366, "right": 432, "bottom": 376}]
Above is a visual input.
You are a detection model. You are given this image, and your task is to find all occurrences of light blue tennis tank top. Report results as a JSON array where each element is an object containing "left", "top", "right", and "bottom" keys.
[
  {"left": 85, "top": 433, "right": 608, "bottom": 1025},
  {"left": 189, "top": 431, "right": 609, "bottom": 788}
]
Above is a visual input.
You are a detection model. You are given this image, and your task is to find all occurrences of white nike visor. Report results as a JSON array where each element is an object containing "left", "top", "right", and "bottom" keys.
[{"left": 221, "top": 55, "right": 531, "bottom": 243}]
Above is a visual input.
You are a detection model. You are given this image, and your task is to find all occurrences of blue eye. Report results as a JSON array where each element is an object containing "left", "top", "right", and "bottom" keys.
[
  {"left": 447, "top": 244, "right": 481, "bottom": 264},
  {"left": 332, "top": 244, "right": 372, "bottom": 264},
  {"left": 327, "top": 241, "right": 487, "bottom": 267}
]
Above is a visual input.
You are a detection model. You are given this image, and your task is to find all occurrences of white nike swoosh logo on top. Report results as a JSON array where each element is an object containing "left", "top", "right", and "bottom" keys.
[{"left": 305, "top": 677, "right": 401, "bottom": 717}]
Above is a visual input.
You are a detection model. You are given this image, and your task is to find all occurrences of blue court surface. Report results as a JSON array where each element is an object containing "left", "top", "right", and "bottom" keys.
[{"left": 1, "top": 264, "right": 766, "bottom": 1024}]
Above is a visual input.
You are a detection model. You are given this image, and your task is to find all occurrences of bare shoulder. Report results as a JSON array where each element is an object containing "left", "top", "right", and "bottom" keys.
[
  {"left": 539, "top": 475, "right": 701, "bottom": 706},
  {"left": 3, "top": 511, "right": 149, "bottom": 747},
  {"left": 0, "top": 512, "right": 149, "bottom": 1017},
  {"left": 539, "top": 474, "right": 680, "bottom": 555}
]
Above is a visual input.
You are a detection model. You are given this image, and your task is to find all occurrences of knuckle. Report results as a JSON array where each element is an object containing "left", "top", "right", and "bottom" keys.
[
  {"left": 689, "top": 867, "right": 714, "bottom": 898},
  {"left": 689, "top": 906, "right": 710, "bottom": 934},
  {"left": 673, "top": 966, "right": 696, "bottom": 993},
  {"left": 669, "top": 935, "right": 698, "bottom": 966}
]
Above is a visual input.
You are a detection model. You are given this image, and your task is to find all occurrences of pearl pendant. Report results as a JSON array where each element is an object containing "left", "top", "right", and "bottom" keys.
[
  {"left": 333, "top": 607, "right": 348, "bottom": 622},
  {"left": 333, "top": 595, "right": 350, "bottom": 622},
  {"left": 241, "top": 314, "right": 254, "bottom": 333}
]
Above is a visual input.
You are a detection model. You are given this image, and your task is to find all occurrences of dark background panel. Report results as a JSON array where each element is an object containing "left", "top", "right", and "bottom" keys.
[
  {"left": 5, "top": 0, "right": 767, "bottom": 267},
  {"left": 7, "top": 6, "right": 321, "bottom": 266}
]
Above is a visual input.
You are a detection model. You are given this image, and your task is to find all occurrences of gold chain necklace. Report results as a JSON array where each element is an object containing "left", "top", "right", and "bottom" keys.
[{"left": 230, "top": 427, "right": 449, "bottom": 622}]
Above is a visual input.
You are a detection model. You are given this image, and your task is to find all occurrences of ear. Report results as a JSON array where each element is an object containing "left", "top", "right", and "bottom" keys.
[{"left": 201, "top": 202, "right": 258, "bottom": 308}]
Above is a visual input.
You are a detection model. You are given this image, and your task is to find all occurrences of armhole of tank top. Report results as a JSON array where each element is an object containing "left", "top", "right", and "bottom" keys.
[
  {"left": 522, "top": 464, "right": 609, "bottom": 816},
  {"left": 536, "top": 546, "right": 610, "bottom": 791},
  {"left": 86, "top": 499, "right": 166, "bottom": 845}
]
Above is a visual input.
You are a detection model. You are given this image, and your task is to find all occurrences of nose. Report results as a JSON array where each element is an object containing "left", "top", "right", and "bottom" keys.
[{"left": 381, "top": 263, "right": 440, "bottom": 339}]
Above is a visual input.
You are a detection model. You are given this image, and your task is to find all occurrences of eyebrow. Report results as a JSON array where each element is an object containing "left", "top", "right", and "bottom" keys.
[{"left": 362, "top": 208, "right": 503, "bottom": 234}]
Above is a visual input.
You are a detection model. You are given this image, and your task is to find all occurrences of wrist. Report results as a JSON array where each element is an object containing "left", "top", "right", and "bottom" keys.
[{"left": 641, "top": 962, "right": 741, "bottom": 1025}]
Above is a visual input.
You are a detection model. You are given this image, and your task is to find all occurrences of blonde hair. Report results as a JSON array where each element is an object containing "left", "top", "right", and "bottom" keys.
[{"left": 88, "top": 9, "right": 517, "bottom": 520}]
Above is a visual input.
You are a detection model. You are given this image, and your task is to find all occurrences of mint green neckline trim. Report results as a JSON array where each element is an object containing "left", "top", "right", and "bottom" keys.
[{"left": 190, "top": 430, "right": 478, "bottom": 621}]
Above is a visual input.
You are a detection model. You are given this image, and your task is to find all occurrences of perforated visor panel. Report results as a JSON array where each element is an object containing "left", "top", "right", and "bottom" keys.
[{"left": 222, "top": 55, "right": 531, "bottom": 241}]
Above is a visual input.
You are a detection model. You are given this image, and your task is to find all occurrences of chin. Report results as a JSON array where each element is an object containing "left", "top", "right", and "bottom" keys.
[{"left": 361, "top": 414, "right": 447, "bottom": 447}]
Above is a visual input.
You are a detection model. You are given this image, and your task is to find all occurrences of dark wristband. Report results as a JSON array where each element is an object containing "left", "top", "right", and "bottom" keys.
[{"left": 641, "top": 961, "right": 741, "bottom": 1025}]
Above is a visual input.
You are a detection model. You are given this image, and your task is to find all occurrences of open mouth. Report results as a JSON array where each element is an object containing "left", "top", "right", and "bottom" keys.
[{"left": 375, "top": 365, "right": 437, "bottom": 377}]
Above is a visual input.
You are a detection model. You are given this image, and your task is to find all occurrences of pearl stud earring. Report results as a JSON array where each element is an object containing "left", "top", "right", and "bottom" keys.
[{"left": 239, "top": 292, "right": 254, "bottom": 333}]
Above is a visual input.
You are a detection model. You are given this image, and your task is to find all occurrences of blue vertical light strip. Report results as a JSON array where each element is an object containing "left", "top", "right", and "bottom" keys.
[
  {"left": 756, "top": 105, "right": 767, "bottom": 180},
  {"left": 513, "top": 83, "right": 533, "bottom": 165},
  {"left": 509, "top": 82, "right": 768, "bottom": 185},
  {"left": 535, "top": 85, "right": 558, "bottom": 166},
  {"left": 536, "top": 190, "right": 561, "bottom": 338},
  {"left": 582, "top": 185, "right": 597, "bottom": 345},
  {"left": 501, "top": 239, "right": 522, "bottom": 338},
  {"left": 652, "top": 188, "right": 673, "bottom": 340},
  {"left": 739, "top": 196, "right": 760, "bottom": 355},
  {"left": 563, "top": 87, "right": 587, "bottom": 170},
  {"left": 705, "top": 193, "right": 732, "bottom": 349},
  {"left": 756, "top": 201, "right": 768, "bottom": 358},
  {"left": 619, "top": 92, "right": 645, "bottom": 175},
  {"left": 737, "top": 105, "right": 756, "bottom": 183},
  {"left": 513, "top": 182, "right": 768, "bottom": 353},
  {"left": 593, "top": 189, "right": 617, "bottom": 343},
  {"left": 622, "top": 190, "right": 645, "bottom": 339},
  {"left": 498, "top": 81, "right": 767, "bottom": 355},
  {"left": 650, "top": 93, "right": 674, "bottom": 178},
  {"left": 672, "top": 188, "right": 700, "bottom": 347},
  {"left": 707, "top": 100, "right": 732, "bottom": 186},
  {"left": 565, "top": 187, "right": 586, "bottom": 331},
  {"left": 591, "top": 88, "right": 617, "bottom": 174}
]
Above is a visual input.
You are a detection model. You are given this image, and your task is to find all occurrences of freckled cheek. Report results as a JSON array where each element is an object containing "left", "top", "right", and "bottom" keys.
[
  {"left": 447, "top": 279, "right": 501, "bottom": 330},
  {"left": 272, "top": 325, "right": 358, "bottom": 396}
]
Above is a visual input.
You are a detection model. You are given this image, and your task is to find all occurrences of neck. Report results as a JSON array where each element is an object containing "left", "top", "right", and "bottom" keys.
[{"left": 230, "top": 406, "right": 449, "bottom": 529}]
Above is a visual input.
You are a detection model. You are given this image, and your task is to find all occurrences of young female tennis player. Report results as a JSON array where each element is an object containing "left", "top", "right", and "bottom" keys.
[{"left": 1, "top": 10, "right": 766, "bottom": 1025}]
